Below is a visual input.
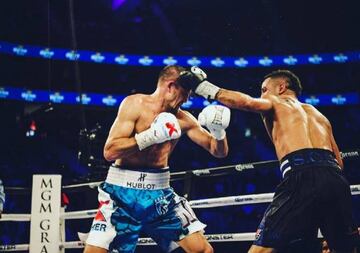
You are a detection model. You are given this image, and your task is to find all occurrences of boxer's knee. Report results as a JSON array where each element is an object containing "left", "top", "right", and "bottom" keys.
[
  {"left": 83, "top": 244, "right": 108, "bottom": 253},
  {"left": 248, "top": 245, "right": 275, "bottom": 253},
  {"left": 178, "top": 231, "right": 213, "bottom": 253},
  {"left": 188, "top": 243, "right": 213, "bottom": 253},
  {"left": 204, "top": 244, "right": 214, "bottom": 253}
]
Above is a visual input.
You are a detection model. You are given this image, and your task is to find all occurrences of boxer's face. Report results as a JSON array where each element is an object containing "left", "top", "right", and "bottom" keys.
[
  {"left": 260, "top": 77, "right": 284, "bottom": 98},
  {"left": 167, "top": 82, "right": 191, "bottom": 112},
  {"left": 261, "top": 78, "right": 276, "bottom": 97}
]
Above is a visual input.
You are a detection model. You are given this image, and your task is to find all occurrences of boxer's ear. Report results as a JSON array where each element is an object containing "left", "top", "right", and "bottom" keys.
[
  {"left": 168, "top": 81, "right": 175, "bottom": 92},
  {"left": 278, "top": 80, "right": 287, "bottom": 95},
  {"left": 168, "top": 81, "right": 181, "bottom": 93}
]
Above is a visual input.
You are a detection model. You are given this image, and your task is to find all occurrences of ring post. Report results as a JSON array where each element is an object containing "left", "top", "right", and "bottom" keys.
[
  {"left": 183, "top": 171, "right": 193, "bottom": 199},
  {"left": 29, "top": 175, "right": 62, "bottom": 253},
  {"left": 59, "top": 207, "right": 65, "bottom": 253}
]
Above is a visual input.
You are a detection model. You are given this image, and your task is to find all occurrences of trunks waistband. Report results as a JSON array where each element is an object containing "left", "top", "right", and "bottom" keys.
[
  {"left": 105, "top": 165, "right": 170, "bottom": 190},
  {"left": 279, "top": 148, "right": 340, "bottom": 178}
]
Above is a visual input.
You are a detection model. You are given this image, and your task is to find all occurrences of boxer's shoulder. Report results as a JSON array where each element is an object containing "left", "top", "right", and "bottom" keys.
[
  {"left": 119, "top": 93, "right": 152, "bottom": 111},
  {"left": 115, "top": 94, "right": 150, "bottom": 122},
  {"left": 302, "top": 103, "right": 331, "bottom": 126},
  {"left": 263, "top": 94, "right": 280, "bottom": 103},
  {"left": 124, "top": 93, "right": 150, "bottom": 104},
  {"left": 301, "top": 102, "right": 317, "bottom": 111}
]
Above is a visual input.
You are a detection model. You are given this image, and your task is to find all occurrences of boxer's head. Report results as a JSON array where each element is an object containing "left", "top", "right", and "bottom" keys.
[
  {"left": 261, "top": 70, "right": 302, "bottom": 98},
  {"left": 157, "top": 65, "right": 191, "bottom": 112}
]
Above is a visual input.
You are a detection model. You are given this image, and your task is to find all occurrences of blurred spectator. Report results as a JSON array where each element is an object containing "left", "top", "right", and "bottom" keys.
[
  {"left": 320, "top": 240, "right": 330, "bottom": 253},
  {"left": 0, "top": 179, "right": 5, "bottom": 217}
]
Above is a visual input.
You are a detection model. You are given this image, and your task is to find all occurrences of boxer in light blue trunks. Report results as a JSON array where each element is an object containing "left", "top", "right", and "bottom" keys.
[{"left": 84, "top": 65, "right": 231, "bottom": 253}]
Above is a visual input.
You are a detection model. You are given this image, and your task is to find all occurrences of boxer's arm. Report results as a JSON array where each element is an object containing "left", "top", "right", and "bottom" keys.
[
  {"left": 329, "top": 126, "right": 343, "bottom": 169},
  {"left": 182, "top": 111, "right": 228, "bottom": 158},
  {"left": 216, "top": 89, "right": 273, "bottom": 113},
  {"left": 187, "top": 67, "right": 273, "bottom": 113},
  {"left": 103, "top": 96, "right": 140, "bottom": 161}
]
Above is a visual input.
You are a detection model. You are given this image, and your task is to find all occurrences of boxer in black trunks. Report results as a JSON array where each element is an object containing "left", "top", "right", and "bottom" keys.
[{"left": 181, "top": 67, "right": 359, "bottom": 252}]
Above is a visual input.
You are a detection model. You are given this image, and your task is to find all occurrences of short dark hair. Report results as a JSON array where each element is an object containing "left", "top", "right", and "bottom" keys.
[
  {"left": 158, "top": 65, "right": 186, "bottom": 82},
  {"left": 264, "top": 70, "right": 303, "bottom": 96}
]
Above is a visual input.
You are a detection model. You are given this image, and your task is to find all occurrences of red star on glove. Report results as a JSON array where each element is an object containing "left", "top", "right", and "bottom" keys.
[{"left": 165, "top": 122, "right": 178, "bottom": 137}]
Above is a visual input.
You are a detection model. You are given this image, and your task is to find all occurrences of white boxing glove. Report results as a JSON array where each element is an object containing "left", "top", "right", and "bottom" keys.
[
  {"left": 190, "top": 66, "right": 221, "bottom": 100},
  {"left": 198, "top": 105, "right": 230, "bottom": 140},
  {"left": 135, "top": 112, "right": 181, "bottom": 150}
]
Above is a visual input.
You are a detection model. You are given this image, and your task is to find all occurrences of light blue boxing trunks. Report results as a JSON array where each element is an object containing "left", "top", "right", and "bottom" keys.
[{"left": 86, "top": 165, "right": 206, "bottom": 253}]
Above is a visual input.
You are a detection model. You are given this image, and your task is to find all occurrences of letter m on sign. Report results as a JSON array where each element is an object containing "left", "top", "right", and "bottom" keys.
[
  {"left": 30, "top": 175, "right": 62, "bottom": 253},
  {"left": 41, "top": 179, "right": 53, "bottom": 188}
]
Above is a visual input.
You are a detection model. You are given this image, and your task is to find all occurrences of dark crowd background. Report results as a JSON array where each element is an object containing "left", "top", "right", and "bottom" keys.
[{"left": 0, "top": 0, "right": 359, "bottom": 252}]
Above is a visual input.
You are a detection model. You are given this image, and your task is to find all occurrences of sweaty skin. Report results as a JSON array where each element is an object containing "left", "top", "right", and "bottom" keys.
[
  {"left": 103, "top": 91, "right": 228, "bottom": 169},
  {"left": 88, "top": 81, "right": 226, "bottom": 253},
  {"left": 215, "top": 77, "right": 343, "bottom": 168},
  {"left": 210, "top": 76, "right": 350, "bottom": 253}
]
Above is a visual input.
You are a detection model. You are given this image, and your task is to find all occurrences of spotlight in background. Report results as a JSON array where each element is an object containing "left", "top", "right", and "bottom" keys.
[
  {"left": 245, "top": 128, "right": 251, "bottom": 138},
  {"left": 112, "top": 0, "right": 127, "bottom": 10},
  {"left": 26, "top": 120, "right": 37, "bottom": 137}
]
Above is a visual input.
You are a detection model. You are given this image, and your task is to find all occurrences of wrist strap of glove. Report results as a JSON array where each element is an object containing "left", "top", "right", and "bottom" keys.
[
  {"left": 134, "top": 128, "right": 155, "bottom": 151},
  {"left": 211, "top": 129, "right": 226, "bottom": 140},
  {"left": 195, "top": 81, "right": 220, "bottom": 100}
]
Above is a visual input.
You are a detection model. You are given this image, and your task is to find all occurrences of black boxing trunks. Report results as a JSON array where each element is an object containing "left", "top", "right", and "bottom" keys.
[{"left": 253, "top": 148, "right": 358, "bottom": 251}]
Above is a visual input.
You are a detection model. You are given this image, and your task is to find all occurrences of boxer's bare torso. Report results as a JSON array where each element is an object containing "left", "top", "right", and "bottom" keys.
[
  {"left": 116, "top": 94, "right": 177, "bottom": 168},
  {"left": 215, "top": 76, "right": 343, "bottom": 168},
  {"left": 105, "top": 94, "right": 218, "bottom": 168},
  {"left": 262, "top": 95, "right": 342, "bottom": 166}
]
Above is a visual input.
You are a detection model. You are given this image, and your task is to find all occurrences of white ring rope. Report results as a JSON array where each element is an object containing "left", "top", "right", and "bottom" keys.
[
  {"left": 5, "top": 229, "right": 360, "bottom": 251},
  {"left": 0, "top": 214, "right": 30, "bottom": 222},
  {"left": 59, "top": 149, "right": 360, "bottom": 190},
  {"left": 2, "top": 184, "right": 359, "bottom": 222},
  {"left": 4, "top": 149, "right": 358, "bottom": 192},
  {"left": 62, "top": 181, "right": 102, "bottom": 190},
  {"left": 1, "top": 150, "right": 359, "bottom": 251},
  {"left": 0, "top": 233, "right": 257, "bottom": 251}
]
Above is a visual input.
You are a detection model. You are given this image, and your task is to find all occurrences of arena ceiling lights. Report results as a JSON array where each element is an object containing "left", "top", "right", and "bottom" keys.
[{"left": 1, "top": 41, "right": 359, "bottom": 68}]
